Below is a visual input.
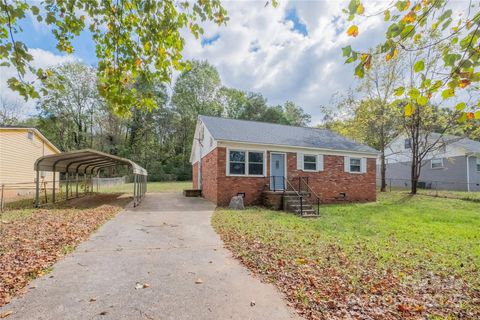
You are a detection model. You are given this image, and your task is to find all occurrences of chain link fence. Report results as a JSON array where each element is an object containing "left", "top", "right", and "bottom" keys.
[
  {"left": 376, "top": 178, "right": 480, "bottom": 201},
  {"left": 1, "top": 176, "right": 130, "bottom": 212}
]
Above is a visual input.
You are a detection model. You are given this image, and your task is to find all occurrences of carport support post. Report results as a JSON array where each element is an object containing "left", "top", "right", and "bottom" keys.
[
  {"left": 35, "top": 169, "right": 40, "bottom": 207},
  {"left": 76, "top": 173, "right": 79, "bottom": 197},
  {"left": 133, "top": 174, "right": 137, "bottom": 207},
  {"left": 52, "top": 171, "right": 56, "bottom": 203},
  {"left": 66, "top": 173, "right": 69, "bottom": 200}
]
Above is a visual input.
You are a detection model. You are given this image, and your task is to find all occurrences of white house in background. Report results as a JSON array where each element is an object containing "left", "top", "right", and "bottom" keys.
[{"left": 382, "top": 133, "right": 480, "bottom": 191}]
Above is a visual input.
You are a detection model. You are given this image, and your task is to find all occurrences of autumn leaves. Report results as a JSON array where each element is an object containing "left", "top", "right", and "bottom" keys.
[{"left": 342, "top": 0, "right": 480, "bottom": 120}]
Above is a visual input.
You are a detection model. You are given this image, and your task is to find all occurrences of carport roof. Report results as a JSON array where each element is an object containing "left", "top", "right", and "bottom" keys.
[{"left": 34, "top": 149, "right": 147, "bottom": 175}]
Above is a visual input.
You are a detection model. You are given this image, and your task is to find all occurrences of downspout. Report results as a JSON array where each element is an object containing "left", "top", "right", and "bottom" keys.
[
  {"left": 198, "top": 140, "right": 202, "bottom": 190},
  {"left": 195, "top": 124, "right": 204, "bottom": 191},
  {"left": 466, "top": 154, "right": 471, "bottom": 192}
]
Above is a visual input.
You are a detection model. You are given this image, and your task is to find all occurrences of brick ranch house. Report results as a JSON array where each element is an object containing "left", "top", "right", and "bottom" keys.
[{"left": 190, "top": 116, "right": 378, "bottom": 207}]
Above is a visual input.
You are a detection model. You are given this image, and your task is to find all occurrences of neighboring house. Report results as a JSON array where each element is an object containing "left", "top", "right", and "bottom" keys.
[
  {"left": 382, "top": 133, "right": 480, "bottom": 191},
  {"left": 0, "top": 126, "right": 60, "bottom": 197},
  {"left": 190, "top": 116, "right": 378, "bottom": 206}
]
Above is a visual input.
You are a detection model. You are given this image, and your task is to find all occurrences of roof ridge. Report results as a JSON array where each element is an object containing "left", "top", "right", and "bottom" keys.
[{"left": 198, "top": 115, "right": 329, "bottom": 132}]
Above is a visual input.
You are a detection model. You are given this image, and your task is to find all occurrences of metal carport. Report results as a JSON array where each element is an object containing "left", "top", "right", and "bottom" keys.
[{"left": 34, "top": 149, "right": 147, "bottom": 207}]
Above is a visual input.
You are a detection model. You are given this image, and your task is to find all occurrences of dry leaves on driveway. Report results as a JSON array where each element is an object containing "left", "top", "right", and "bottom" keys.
[{"left": 0, "top": 194, "right": 131, "bottom": 307}]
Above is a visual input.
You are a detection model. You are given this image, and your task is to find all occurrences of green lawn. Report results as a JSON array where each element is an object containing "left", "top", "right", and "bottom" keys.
[
  {"left": 213, "top": 191, "right": 480, "bottom": 319},
  {"left": 99, "top": 181, "right": 192, "bottom": 193}
]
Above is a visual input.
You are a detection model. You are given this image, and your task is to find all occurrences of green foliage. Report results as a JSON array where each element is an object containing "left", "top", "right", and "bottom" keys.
[
  {"left": 0, "top": 0, "right": 228, "bottom": 115},
  {"left": 29, "top": 60, "right": 312, "bottom": 181},
  {"left": 342, "top": 1, "right": 480, "bottom": 122},
  {"left": 213, "top": 191, "right": 480, "bottom": 318}
]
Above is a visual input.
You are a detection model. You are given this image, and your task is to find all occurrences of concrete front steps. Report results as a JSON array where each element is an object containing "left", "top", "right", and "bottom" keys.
[{"left": 283, "top": 193, "right": 319, "bottom": 218}]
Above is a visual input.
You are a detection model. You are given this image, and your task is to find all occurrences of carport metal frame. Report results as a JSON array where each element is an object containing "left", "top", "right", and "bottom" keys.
[{"left": 34, "top": 149, "right": 148, "bottom": 207}]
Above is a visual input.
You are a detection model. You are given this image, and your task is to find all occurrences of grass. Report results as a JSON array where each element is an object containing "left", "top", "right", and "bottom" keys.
[
  {"left": 100, "top": 181, "right": 192, "bottom": 193},
  {"left": 416, "top": 188, "right": 480, "bottom": 201},
  {"left": 213, "top": 191, "right": 480, "bottom": 319}
]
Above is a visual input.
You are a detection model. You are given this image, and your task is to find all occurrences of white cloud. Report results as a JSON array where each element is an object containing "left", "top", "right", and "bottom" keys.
[
  {"left": 182, "top": 0, "right": 389, "bottom": 124},
  {"left": 0, "top": 49, "right": 76, "bottom": 118}
]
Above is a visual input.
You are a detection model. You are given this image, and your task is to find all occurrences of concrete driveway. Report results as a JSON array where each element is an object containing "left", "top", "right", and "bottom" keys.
[{"left": 0, "top": 193, "right": 300, "bottom": 320}]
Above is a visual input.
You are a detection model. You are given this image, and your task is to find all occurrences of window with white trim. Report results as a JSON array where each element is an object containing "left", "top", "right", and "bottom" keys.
[
  {"left": 431, "top": 158, "right": 443, "bottom": 169},
  {"left": 27, "top": 131, "right": 34, "bottom": 140},
  {"left": 349, "top": 157, "right": 362, "bottom": 173},
  {"left": 303, "top": 154, "right": 317, "bottom": 171},
  {"left": 476, "top": 157, "right": 480, "bottom": 172},
  {"left": 229, "top": 151, "right": 246, "bottom": 175},
  {"left": 228, "top": 150, "right": 264, "bottom": 176}
]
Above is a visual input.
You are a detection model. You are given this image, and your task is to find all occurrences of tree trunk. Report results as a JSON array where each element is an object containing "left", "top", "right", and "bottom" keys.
[
  {"left": 410, "top": 159, "right": 418, "bottom": 194},
  {"left": 379, "top": 123, "right": 386, "bottom": 192},
  {"left": 380, "top": 152, "right": 387, "bottom": 192}
]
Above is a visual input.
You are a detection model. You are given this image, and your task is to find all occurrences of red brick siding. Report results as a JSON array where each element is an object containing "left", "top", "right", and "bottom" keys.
[
  {"left": 287, "top": 153, "right": 376, "bottom": 203},
  {"left": 199, "top": 148, "right": 219, "bottom": 204},
  {"left": 193, "top": 147, "right": 376, "bottom": 206},
  {"left": 216, "top": 147, "right": 268, "bottom": 206}
]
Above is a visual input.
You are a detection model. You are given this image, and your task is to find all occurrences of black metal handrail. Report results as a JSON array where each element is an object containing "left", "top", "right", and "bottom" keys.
[
  {"left": 298, "top": 177, "right": 320, "bottom": 215},
  {"left": 284, "top": 177, "right": 305, "bottom": 216}
]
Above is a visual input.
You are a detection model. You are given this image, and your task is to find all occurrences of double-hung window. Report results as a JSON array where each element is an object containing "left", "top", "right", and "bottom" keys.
[
  {"left": 431, "top": 158, "right": 443, "bottom": 169},
  {"left": 229, "top": 151, "right": 246, "bottom": 175},
  {"left": 349, "top": 157, "right": 362, "bottom": 173},
  {"left": 303, "top": 155, "right": 317, "bottom": 171},
  {"left": 248, "top": 152, "right": 264, "bottom": 175},
  {"left": 404, "top": 139, "right": 411, "bottom": 149},
  {"left": 228, "top": 150, "right": 264, "bottom": 176}
]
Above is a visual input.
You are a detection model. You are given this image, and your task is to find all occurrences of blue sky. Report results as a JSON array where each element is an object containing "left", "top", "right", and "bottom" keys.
[{"left": 16, "top": 17, "right": 97, "bottom": 65}]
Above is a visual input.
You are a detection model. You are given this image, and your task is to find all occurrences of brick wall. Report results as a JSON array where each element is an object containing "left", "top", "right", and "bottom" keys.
[
  {"left": 287, "top": 153, "right": 376, "bottom": 203},
  {"left": 216, "top": 147, "right": 268, "bottom": 206},
  {"left": 193, "top": 148, "right": 376, "bottom": 206}
]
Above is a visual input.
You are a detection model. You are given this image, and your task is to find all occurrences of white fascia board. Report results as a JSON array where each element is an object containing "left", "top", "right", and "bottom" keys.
[
  {"left": 216, "top": 140, "right": 378, "bottom": 158},
  {"left": 189, "top": 120, "right": 202, "bottom": 164}
]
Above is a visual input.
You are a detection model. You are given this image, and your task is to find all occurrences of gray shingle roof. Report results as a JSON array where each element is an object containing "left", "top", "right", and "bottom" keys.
[
  {"left": 430, "top": 132, "right": 480, "bottom": 154},
  {"left": 199, "top": 115, "right": 378, "bottom": 154}
]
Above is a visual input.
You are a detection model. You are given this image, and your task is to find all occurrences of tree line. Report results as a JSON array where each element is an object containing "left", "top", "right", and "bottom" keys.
[{"left": 1, "top": 60, "right": 311, "bottom": 181}]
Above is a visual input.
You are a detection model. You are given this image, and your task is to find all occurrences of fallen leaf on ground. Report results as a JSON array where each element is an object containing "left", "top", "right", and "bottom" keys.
[
  {"left": 195, "top": 278, "right": 203, "bottom": 284},
  {"left": 0, "top": 311, "right": 13, "bottom": 318}
]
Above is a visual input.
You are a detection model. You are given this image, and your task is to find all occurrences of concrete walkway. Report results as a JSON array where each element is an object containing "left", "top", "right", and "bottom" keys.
[{"left": 1, "top": 193, "right": 299, "bottom": 320}]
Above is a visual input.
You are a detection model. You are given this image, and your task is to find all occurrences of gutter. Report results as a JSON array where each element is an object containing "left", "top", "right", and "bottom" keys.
[
  {"left": 466, "top": 153, "right": 472, "bottom": 192},
  {"left": 216, "top": 139, "right": 379, "bottom": 158}
]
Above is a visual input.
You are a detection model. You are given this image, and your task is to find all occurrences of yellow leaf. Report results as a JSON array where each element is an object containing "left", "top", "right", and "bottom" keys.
[
  {"left": 135, "top": 59, "right": 142, "bottom": 66},
  {"left": 356, "top": 3, "right": 365, "bottom": 14},
  {"left": 386, "top": 48, "right": 398, "bottom": 61},
  {"left": 346, "top": 25, "right": 359, "bottom": 37},
  {"left": 402, "top": 11, "right": 416, "bottom": 24},
  {"left": 404, "top": 103, "right": 414, "bottom": 116}
]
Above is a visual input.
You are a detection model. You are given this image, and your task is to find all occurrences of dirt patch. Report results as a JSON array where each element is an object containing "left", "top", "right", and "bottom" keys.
[{"left": 0, "top": 193, "right": 131, "bottom": 306}]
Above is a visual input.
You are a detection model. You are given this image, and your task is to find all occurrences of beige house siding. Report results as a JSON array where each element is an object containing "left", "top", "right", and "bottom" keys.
[{"left": 0, "top": 129, "right": 60, "bottom": 191}]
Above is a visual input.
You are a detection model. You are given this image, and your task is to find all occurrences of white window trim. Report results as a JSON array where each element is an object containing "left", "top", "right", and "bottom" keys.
[
  {"left": 349, "top": 157, "right": 363, "bottom": 174},
  {"left": 476, "top": 157, "right": 480, "bottom": 172},
  {"left": 297, "top": 153, "right": 324, "bottom": 172},
  {"left": 431, "top": 158, "right": 444, "bottom": 169},
  {"left": 226, "top": 148, "right": 267, "bottom": 177},
  {"left": 302, "top": 154, "right": 318, "bottom": 172}
]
